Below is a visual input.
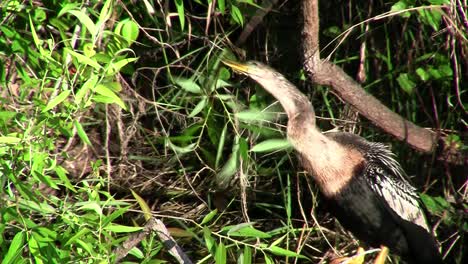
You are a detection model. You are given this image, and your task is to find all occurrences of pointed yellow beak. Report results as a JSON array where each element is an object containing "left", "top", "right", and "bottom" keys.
[{"left": 221, "top": 60, "right": 250, "bottom": 74}]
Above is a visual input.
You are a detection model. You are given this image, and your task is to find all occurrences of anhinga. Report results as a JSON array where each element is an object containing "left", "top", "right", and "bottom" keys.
[{"left": 222, "top": 60, "right": 443, "bottom": 264}]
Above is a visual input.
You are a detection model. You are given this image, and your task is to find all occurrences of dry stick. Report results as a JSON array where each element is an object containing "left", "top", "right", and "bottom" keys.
[
  {"left": 301, "top": 0, "right": 437, "bottom": 153},
  {"left": 114, "top": 218, "right": 193, "bottom": 264},
  {"left": 236, "top": 0, "right": 279, "bottom": 45}
]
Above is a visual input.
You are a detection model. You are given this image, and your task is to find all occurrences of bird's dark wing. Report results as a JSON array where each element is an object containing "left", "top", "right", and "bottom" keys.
[
  {"left": 363, "top": 148, "right": 429, "bottom": 231},
  {"left": 326, "top": 132, "right": 429, "bottom": 230}
]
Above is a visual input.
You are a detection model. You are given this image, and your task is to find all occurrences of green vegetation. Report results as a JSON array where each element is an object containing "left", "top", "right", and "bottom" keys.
[{"left": 0, "top": 0, "right": 465, "bottom": 263}]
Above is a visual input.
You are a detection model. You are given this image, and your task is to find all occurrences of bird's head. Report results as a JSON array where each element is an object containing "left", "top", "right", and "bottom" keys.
[
  {"left": 222, "top": 60, "right": 292, "bottom": 92},
  {"left": 222, "top": 59, "right": 315, "bottom": 123}
]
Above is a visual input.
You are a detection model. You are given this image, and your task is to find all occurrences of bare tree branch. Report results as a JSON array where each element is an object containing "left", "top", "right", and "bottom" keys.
[{"left": 301, "top": 0, "right": 437, "bottom": 153}]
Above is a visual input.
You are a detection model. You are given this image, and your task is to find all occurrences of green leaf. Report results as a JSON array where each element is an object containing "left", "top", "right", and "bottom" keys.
[
  {"left": 98, "top": 0, "right": 113, "bottom": 26},
  {"left": 167, "top": 139, "right": 197, "bottom": 154},
  {"left": 203, "top": 227, "right": 216, "bottom": 253},
  {"left": 217, "top": 150, "right": 238, "bottom": 188},
  {"left": 104, "top": 224, "right": 143, "bottom": 233},
  {"left": 75, "top": 75, "right": 98, "bottom": 104},
  {"left": 67, "top": 10, "right": 97, "bottom": 37},
  {"left": 65, "top": 48, "right": 101, "bottom": 70},
  {"left": 106, "top": 57, "right": 138, "bottom": 75},
  {"left": 128, "top": 247, "right": 144, "bottom": 259},
  {"left": 83, "top": 42, "right": 96, "bottom": 57},
  {"left": 420, "top": 194, "right": 452, "bottom": 215},
  {"left": 215, "top": 124, "right": 228, "bottom": 169},
  {"left": 43, "top": 90, "right": 71, "bottom": 112},
  {"left": 64, "top": 228, "right": 90, "bottom": 247},
  {"left": 29, "top": 14, "right": 43, "bottom": 49},
  {"left": 267, "top": 245, "right": 305, "bottom": 258},
  {"left": 74, "top": 120, "right": 91, "bottom": 145},
  {"left": 54, "top": 166, "right": 76, "bottom": 192},
  {"left": 223, "top": 223, "right": 271, "bottom": 238},
  {"left": 131, "top": 189, "right": 152, "bottom": 221},
  {"left": 189, "top": 96, "right": 208, "bottom": 117},
  {"left": 0, "top": 136, "right": 21, "bottom": 144},
  {"left": 94, "top": 84, "right": 127, "bottom": 110},
  {"left": 263, "top": 253, "right": 274, "bottom": 264},
  {"left": 242, "top": 246, "right": 252, "bottom": 264},
  {"left": 77, "top": 201, "right": 102, "bottom": 215},
  {"left": 235, "top": 110, "right": 275, "bottom": 123},
  {"left": 215, "top": 241, "right": 226, "bottom": 264},
  {"left": 390, "top": 1, "right": 411, "bottom": 18},
  {"left": 175, "top": 0, "right": 185, "bottom": 30},
  {"left": 217, "top": 0, "right": 226, "bottom": 13},
  {"left": 416, "top": 68, "right": 430, "bottom": 81},
  {"left": 201, "top": 209, "right": 218, "bottom": 225},
  {"left": 3, "top": 231, "right": 25, "bottom": 264},
  {"left": 174, "top": 77, "right": 202, "bottom": 94},
  {"left": 142, "top": 0, "right": 155, "bottom": 14},
  {"left": 28, "top": 236, "right": 42, "bottom": 264},
  {"left": 231, "top": 5, "right": 244, "bottom": 26},
  {"left": 121, "top": 19, "right": 139, "bottom": 45},
  {"left": 250, "top": 139, "right": 292, "bottom": 153},
  {"left": 396, "top": 73, "right": 416, "bottom": 94},
  {"left": 418, "top": 9, "right": 442, "bottom": 31}
]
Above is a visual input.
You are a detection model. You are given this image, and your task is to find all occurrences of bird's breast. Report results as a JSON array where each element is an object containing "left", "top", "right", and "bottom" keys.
[{"left": 288, "top": 128, "right": 365, "bottom": 197}]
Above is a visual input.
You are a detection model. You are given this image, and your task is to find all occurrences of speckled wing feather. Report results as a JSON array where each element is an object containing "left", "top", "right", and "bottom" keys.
[{"left": 362, "top": 142, "right": 429, "bottom": 230}]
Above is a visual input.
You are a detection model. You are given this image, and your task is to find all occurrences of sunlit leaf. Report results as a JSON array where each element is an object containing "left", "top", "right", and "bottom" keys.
[
  {"left": 250, "top": 139, "right": 292, "bottom": 153},
  {"left": 104, "top": 224, "right": 143, "bottom": 233},
  {"left": 94, "top": 84, "right": 127, "bottom": 110},
  {"left": 128, "top": 247, "right": 144, "bottom": 259},
  {"left": 75, "top": 75, "right": 98, "bottom": 104},
  {"left": 390, "top": 1, "right": 411, "bottom": 18},
  {"left": 217, "top": 0, "right": 226, "bottom": 13},
  {"left": 131, "top": 189, "right": 152, "bottom": 221},
  {"left": 65, "top": 48, "right": 101, "bottom": 70},
  {"left": 0, "top": 136, "right": 21, "bottom": 144},
  {"left": 235, "top": 110, "right": 276, "bottom": 123},
  {"left": 204, "top": 227, "right": 215, "bottom": 252},
  {"left": 2, "top": 231, "right": 25, "bottom": 264},
  {"left": 231, "top": 5, "right": 244, "bottom": 26},
  {"left": 201, "top": 209, "right": 218, "bottom": 225},
  {"left": 215, "top": 124, "right": 228, "bottom": 168},
  {"left": 189, "top": 96, "right": 208, "bottom": 117},
  {"left": 67, "top": 10, "right": 97, "bottom": 36},
  {"left": 223, "top": 223, "right": 271, "bottom": 238},
  {"left": 267, "top": 245, "right": 306, "bottom": 258},
  {"left": 43, "top": 90, "right": 71, "bottom": 112},
  {"left": 217, "top": 150, "right": 238, "bottom": 188},
  {"left": 416, "top": 68, "right": 429, "bottom": 81},
  {"left": 167, "top": 139, "right": 197, "bottom": 154},
  {"left": 242, "top": 245, "right": 252, "bottom": 264},
  {"left": 175, "top": 0, "right": 185, "bottom": 30},
  {"left": 77, "top": 201, "right": 102, "bottom": 215},
  {"left": 121, "top": 19, "right": 139, "bottom": 45},
  {"left": 215, "top": 241, "right": 226, "bottom": 264},
  {"left": 396, "top": 73, "right": 416, "bottom": 94},
  {"left": 74, "top": 120, "right": 91, "bottom": 145},
  {"left": 106, "top": 57, "right": 138, "bottom": 75},
  {"left": 174, "top": 77, "right": 202, "bottom": 94}
]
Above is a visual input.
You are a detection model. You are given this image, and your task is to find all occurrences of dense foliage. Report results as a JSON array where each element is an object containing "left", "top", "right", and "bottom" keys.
[{"left": 0, "top": 0, "right": 465, "bottom": 263}]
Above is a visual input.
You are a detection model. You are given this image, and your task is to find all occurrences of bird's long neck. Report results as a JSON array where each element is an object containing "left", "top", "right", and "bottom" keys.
[{"left": 253, "top": 75, "right": 316, "bottom": 125}]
